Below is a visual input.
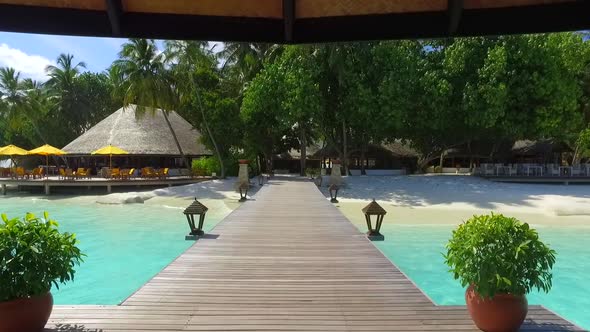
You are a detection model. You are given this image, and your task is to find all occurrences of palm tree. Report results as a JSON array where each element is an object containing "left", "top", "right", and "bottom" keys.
[
  {"left": 112, "top": 39, "right": 190, "bottom": 168},
  {"left": 165, "top": 40, "right": 227, "bottom": 178},
  {"left": 45, "top": 54, "right": 86, "bottom": 91},
  {"left": 0, "top": 67, "right": 47, "bottom": 144},
  {"left": 220, "top": 42, "right": 283, "bottom": 92},
  {"left": 44, "top": 53, "right": 89, "bottom": 139}
]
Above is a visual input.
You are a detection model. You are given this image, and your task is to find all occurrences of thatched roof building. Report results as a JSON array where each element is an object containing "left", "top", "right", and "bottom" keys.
[
  {"left": 511, "top": 139, "right": 572, "bottom": 156},
  {"left": 63, "top": 105, "right": 211, "bottom": 156}
]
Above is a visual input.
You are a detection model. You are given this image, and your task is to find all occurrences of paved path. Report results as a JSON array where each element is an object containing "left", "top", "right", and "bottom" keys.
[{"left": 46, "top": 180, "right": 584, "bottom": 331}]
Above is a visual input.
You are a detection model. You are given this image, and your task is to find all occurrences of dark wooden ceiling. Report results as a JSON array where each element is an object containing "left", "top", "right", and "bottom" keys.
[{"left": 0, "top": 0, "right": 588, "bottom": 42}]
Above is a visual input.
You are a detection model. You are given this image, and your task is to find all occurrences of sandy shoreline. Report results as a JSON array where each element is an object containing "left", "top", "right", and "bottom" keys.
[{"left": 316, "top": 174, "right": 590, "bottom": 218}]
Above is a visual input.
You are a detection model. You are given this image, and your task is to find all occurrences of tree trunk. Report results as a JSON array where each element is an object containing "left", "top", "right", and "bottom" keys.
[
  {"left": 299, "top": 124, "right": 307, "bottom": 176},
  {"left": 573, "top": 142, "right": 581, "bottom": 166},
  {"left": 342, "top": 120, "right": 348, "bottom": 176},
  {"left": 360, "top": 144, "right": 367, "bottom": 175},
  {"left": 195, "top": 91, "right": 226, "bottom": 178},
  {"left": 438, "top": 150, "right": 446, "bottom": 172},
  {"left": 162, "top": 111, "right": 191, "bottom": 171}
]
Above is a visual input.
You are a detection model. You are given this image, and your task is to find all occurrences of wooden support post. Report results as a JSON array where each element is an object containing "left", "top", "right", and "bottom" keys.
[
  {"left": 44, "top": 183, "right": 50, "bottom": 195},
  {"left": 107, "top": 184, "right": 112, "bottom": 193},
  {"left": 1, "top": 184, "right": 6, "bottom": 195}
]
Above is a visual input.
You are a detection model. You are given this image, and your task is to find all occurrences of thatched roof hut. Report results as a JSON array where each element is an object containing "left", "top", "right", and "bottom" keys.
[
  {"left": 511, "top": 139, "right": 572, "bottom": 156},
  {"left": 63, "top": 105, "right": 211, "bottom": 156}
]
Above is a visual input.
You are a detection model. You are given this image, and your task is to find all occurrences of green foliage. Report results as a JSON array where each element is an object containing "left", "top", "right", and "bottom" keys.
[
  {"left": 0, "top": 212, "right": 84, "bottom": 302},
  {"left": 192, "top": 157, "right": 220, "bottom": 176},
  {"left": 444, "top": 213, "right": 556, "bottom": 298},
  {"left": 305, "top": 168, "right": 320, "bottom": 178}
]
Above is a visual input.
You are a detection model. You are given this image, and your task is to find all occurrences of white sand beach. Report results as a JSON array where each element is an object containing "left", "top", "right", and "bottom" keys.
[
  {"left": 92, "top": 177, "right": 260, "bottom": 217},
  {"left": 319, "top": 174, "right": 590, "bottom": 217}
]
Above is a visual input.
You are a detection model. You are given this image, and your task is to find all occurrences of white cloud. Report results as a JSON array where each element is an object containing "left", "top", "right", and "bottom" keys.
[{"left": 0, "top": 43, "right": 54, "bottom": 81}]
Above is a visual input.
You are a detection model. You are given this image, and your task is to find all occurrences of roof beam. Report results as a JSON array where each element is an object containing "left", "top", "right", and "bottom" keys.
[
  {"left": 283, "top": 0, "right": 295, "bottom": 42},
  {"left": 105, "top": 0, "right": 123, "bottom": 36},
  {"left": 447, "top": 0, "right": 463, "bottom": 35}
]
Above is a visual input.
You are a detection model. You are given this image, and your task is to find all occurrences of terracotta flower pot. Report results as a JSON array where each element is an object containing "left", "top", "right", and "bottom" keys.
[
  {"left": 465, "top": 285, "right": 527, "bottom": 332},
  {"left": 0, "top": 292, "right": 53, "bottom": 332},
  {"left": 238, "top": 159, "right": 249, "bottom": 164}
]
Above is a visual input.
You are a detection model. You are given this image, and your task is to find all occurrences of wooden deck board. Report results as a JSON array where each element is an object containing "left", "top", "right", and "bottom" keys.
[{"left": 44, "top": 180, "right": 584, "bottom": 332}]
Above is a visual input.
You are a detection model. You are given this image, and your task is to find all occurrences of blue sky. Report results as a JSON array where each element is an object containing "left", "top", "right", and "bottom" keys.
[{"left": 0, "top": 32, "right": 154, "bottom": 81}]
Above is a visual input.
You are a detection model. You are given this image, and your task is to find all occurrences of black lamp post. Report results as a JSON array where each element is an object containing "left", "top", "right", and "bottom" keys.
[
  {"left": 183, "top": 198, "right": 208, "bottom": 240},
  {"left": 239, "top": 183, "right": 249, "bottom": 202},
  {"left": 329, "top": 184, "right": 339, "bottom": 203},
  {"left": 362, "top": 199, "right": 386, "bottom": 241}
]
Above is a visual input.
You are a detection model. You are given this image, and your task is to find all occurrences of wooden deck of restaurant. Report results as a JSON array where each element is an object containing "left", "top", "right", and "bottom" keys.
[
  {"left": 482, "top": 175, "right": 590, "bottom": 185},
  {"left": 45, "top": 180, "right": 583, "bottom": 332},
  {"left": 0, "top": 176, "right": 207, "bottom": 195}
]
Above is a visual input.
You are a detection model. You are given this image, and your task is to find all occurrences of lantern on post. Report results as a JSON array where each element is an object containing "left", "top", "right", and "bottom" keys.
[
  {"left": 239, "top": 182, "right": 249, "bottom": 202},
  {"left": 183, "top": 198, "right": 208, "bottom": 240},
  {"left": 329, "top": 184, "right": 339, "bottom": 203},
  {"left": 362, "top": 200, "right": 386, "bottom": 241}
]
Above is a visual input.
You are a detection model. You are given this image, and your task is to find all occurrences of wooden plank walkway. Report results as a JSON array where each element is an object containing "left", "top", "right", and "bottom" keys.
[{"left": 45, "top": 180, "right": 584, "bottom": 332}]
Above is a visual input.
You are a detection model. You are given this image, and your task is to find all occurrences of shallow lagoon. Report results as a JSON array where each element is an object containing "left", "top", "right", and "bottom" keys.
[
  {"left": 0, "top": 195, "right": 232, "bottom": 305},
  {"left": 339, "top": 202, "right": 590, "bottom": 330}
]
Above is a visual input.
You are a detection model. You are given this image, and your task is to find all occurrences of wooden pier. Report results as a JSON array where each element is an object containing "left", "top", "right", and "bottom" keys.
[{"left": 45, "top": 180, "right": 583, "bottom": 332}]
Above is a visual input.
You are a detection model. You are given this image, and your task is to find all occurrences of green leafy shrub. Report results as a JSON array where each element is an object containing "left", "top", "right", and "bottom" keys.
[
  {"left": 444, "top": 213, "right": 556, "bottom": 298},
  {"left": 0, "top": 212, "right": 84, "bottom": 302},
  {"left": 192, "top": 157, "right": 220, "bottom": 176},
  {"left": 305, "top": 168, "right": 320, "bottom": 178}
]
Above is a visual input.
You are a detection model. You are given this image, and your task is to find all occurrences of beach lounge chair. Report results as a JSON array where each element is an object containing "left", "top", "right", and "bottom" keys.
[
  {"left": 507, "top": 165, "right": 517, "bottom": 176},
  {"left": 572, "top": 165, "right": 583, "bottom": 177},
  {"left": 110, "top": 168, "right": 121, "bottom": 179},
  {"left": 58, "top": 168, "right": 66, "bottom": 180},
  {"left": 75, "top": 168, "right": 87, "bottom": 179},
  {"left": 128, "top": 168, "right": 135, "bottom": 179},
  {"left": 141, "top": 167, "right": 157, "bottom": 178},
  {"left": 549, "top": 165, "right": 560, "bottom": 177},
  {"left": 15, "top": 167, "right": 27, "bottom": 180},
  {"left": 157, "top": 168, "right": 169, "bottom": 179},
  {"left": 120, "top": 168, "right": 130, "bottom": 180},
  {"left": 31, "top": 167, "right": 44, "bottom": 179},
  {"left": 65, "top": 168, "right": 74, "bottom": 180}
]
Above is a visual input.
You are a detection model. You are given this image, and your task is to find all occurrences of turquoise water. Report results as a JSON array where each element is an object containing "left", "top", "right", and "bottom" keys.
[
  {"left": 370, "top": 221, "right": 590, "bottom": 330},
  {"left": 0, "top": 196, "right": 226, "bottom": 305}
]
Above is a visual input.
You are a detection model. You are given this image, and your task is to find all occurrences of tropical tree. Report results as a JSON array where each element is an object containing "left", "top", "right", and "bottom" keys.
[
  {"left": 278, "top": 46, "right": 322, "bottom": 175},
  {"left": 0, "top": 67, "right": 48, "bottom": 145},
  {"left": 112, "top": 39, "right": 190, "bottom": 168},
  {"left": 165, "top": 40, "right": 232, "bottom": 178}
]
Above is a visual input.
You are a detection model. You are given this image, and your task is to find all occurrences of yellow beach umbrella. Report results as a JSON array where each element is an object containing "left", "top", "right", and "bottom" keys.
[
  {"left": 0, "top": 144, "right": 29, "bottom": 156},
  {"left": 0, "top": 145, "right": 30, "bottom": 171},
  {"left": 28, "top": 144, "right": 67, "bottom": 178},
  {"left": 91, "top": 144, "right": 128, "bottom": 169}
]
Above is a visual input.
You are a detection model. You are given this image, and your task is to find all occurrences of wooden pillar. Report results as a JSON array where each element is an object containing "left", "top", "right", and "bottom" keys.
[
  {"left": 107, "top": 184, "right": 112, "bottom": 194},
  {"left": 44, "top": 183, "right": 50, "bottom": 195},
  {"left": 1, "top": 184, "right": 6, "bottom": 195}
]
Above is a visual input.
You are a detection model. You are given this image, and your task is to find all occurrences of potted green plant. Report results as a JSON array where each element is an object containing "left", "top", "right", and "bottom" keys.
[
  {"left": 444, "top": 213, "right": 556, "bottom": 332},
  {"left": 0, "top": 212, "right": 84, "bottom": 332}
]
